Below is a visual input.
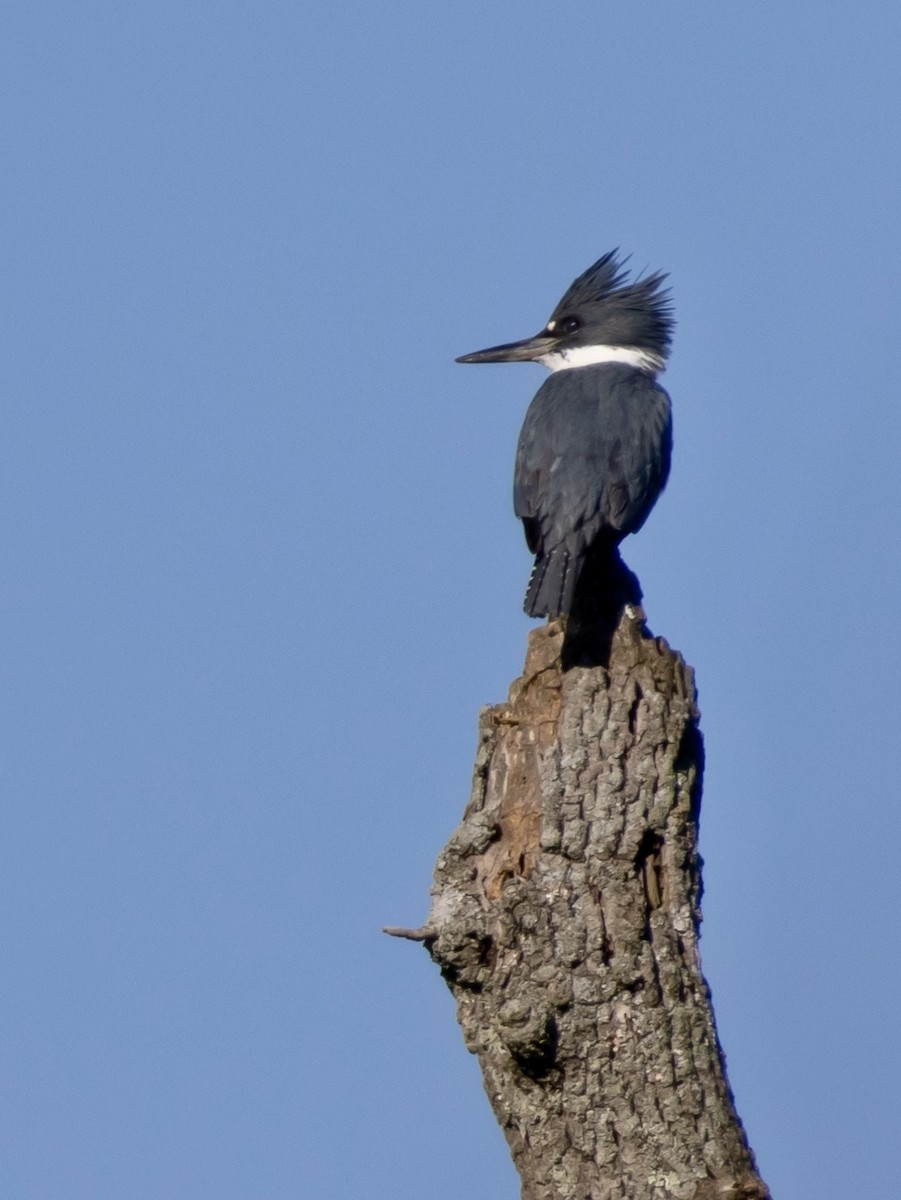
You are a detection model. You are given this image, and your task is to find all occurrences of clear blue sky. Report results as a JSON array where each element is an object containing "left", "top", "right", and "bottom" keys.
[{"left": 2, "top": 3, "right": 900, "bottom": 1197}]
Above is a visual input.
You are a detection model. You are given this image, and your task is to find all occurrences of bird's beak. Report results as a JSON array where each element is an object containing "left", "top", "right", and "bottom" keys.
[{"left": 456, "top": 331, "right": 557, "bottom": 364}]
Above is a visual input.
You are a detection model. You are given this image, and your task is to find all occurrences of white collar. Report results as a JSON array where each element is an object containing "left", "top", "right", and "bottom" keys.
[{"left": 537, "top": 344, "right": 665, "bottom": 374}]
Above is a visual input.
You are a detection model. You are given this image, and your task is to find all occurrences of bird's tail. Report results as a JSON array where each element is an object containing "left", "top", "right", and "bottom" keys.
[
  {"left": 524, "top": 537, "right": 625, "bottom": 618},
  {"left": 523, "top": 546, "right": 581, "bottom": 618}
]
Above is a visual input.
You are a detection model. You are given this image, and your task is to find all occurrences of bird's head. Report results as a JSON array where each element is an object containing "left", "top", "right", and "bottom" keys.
[{"left": 456, "top": 250, "right": 673, "bottom": 375}]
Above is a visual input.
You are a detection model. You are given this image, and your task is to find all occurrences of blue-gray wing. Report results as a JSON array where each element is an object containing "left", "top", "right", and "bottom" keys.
[{"left": 513, "top": 364, "right": 671, "bottom": 612}]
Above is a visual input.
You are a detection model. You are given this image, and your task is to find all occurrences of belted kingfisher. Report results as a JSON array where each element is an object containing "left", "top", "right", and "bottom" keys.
[{"left": 457, "top": 251, "right": 673, "bottom": 618}]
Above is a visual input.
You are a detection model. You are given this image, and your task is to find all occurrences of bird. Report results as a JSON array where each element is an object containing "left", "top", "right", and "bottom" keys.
[{"left": 456, "top": 250, "right": 674, "bottom": 618}]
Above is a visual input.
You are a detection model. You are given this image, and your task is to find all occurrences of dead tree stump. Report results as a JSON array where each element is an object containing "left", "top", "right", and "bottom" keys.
[{"left": 397, "top": 585, "right": 770, "bottom": 1200}]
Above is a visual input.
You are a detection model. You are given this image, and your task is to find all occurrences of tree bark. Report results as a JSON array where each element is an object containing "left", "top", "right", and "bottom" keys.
[{"left": 404, "top": 569, "right": 770, "bottom": 1200}]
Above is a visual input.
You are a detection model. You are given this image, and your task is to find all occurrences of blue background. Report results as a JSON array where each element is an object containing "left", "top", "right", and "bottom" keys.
[{"left": 2, "top": 3, "right": 900, "bottom": 1196}]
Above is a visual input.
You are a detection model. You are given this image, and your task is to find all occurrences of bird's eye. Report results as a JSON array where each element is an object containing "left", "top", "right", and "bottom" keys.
[{"left": 561, "top": 316, "right": 581, "bottom": 334}]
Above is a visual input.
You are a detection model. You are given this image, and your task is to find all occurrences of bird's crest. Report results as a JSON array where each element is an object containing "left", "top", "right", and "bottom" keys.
[{"left": 548, "top": 250, "right": 674, "bottom": 358}]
